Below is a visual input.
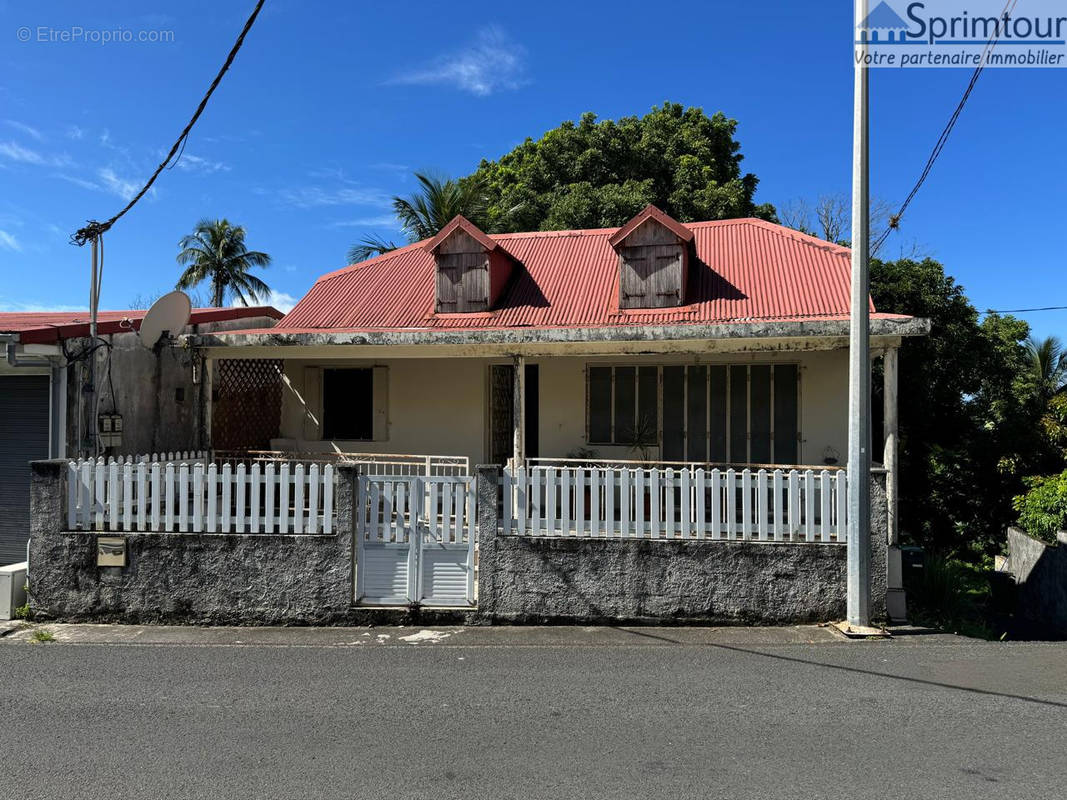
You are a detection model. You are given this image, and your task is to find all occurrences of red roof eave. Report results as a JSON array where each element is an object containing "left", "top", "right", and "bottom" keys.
[{"left": 2, "top": 306, "right": 284, "bottom": 345}]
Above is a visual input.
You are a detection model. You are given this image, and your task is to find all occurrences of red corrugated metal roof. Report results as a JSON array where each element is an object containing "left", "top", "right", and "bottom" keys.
[
  {"left": 275, "top": 218, "right": 884, "bottom": 333},
  {"left": 0, "top": 306, "right": 283, "bottom": 344}
]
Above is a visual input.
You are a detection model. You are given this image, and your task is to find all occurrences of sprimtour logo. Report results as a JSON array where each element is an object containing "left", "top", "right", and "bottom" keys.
[{"left": 856, "top": 1, "right": 1067, "bottom": 68}]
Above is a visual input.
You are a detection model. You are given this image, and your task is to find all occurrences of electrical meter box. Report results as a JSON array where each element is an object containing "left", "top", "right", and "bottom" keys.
[
  {"left": 97, "top": 413, "right": 123, "bottom": 448},
  {"left": 97, "top": 537, "right": 126, "bottom": 568}
]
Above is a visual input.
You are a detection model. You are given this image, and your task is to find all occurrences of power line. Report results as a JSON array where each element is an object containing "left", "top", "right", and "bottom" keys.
[
  {"left": 71, "top": 0, "right": 266, "bottom": 247},
  {"left": 986, "top": 306, "right": 1067, "bottom": 314},
  {"left": 872, "top": 0, "right": 1019, "bottom": 255}
]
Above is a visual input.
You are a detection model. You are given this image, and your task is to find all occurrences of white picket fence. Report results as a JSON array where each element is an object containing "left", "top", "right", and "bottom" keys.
[
  {"left": 67, "top": 460, "right": 335, "bottom": 534},
  {"left": 502, "top": 466, "right": 848, "bottom": 543}
]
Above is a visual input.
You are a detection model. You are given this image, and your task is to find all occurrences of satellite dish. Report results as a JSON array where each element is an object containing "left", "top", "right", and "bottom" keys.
[{"left": 139, "top": 291, "right": 192, "bottom": 348}]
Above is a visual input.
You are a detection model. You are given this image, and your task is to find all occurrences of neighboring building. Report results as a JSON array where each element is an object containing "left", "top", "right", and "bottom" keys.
[{"left": 0, "top": 305, "right": 281, "bottom": 563}]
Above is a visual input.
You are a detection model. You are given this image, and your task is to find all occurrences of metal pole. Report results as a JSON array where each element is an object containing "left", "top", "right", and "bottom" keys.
[
  {"left": 87, "top": 236, "right": 100, "bottom": 458},
  {"left": 847, "top": 0, "right": 871, "bottom": 627}
]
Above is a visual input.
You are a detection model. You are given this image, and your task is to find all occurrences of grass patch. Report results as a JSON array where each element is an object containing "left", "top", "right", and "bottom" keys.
[
  {"left": 905, "top": 555, "right": 1005, "bottom": 640},
  {"left": 29, "top": 629, "right": 55, "bottom": 644}
]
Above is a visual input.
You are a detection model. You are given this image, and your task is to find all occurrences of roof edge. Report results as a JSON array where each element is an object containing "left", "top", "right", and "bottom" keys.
[{"left": 191, "top": 315, "right": 931, "bottom": 350}]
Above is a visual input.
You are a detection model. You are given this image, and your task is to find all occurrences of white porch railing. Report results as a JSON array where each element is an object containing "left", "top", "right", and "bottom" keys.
[
  {"left": 214, "top": 450, "right": 469, "bottom": 477},
  {"left": 502, "top": 466, "right": 848, "bottom": 543},
  {"left": 67, "top": 460, "right": 335, "bottom": 534}
]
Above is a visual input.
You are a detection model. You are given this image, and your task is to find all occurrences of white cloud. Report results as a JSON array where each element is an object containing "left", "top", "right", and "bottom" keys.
[
  {"left": 173, "top": 153, "right": 229, "bottom": 174},
  {"left": 0, "top": 230, "right": 21, "bottom": 252},
  {"left": 327, "top": 215, "right": 399, "bottom": 228},
  {"left": 0, "top": 140, "right": 72, "bottom": 167},
  {"left": 53, "top": 172, "right": 100, "bottom": 191},
  {"left": 66, "top": 125, "right": 85, "bottom": 140},
  {"left": 97, "top": 167, "right": 143, "bottom": 201},
  {"left": 0, "top": 299, "right": 83, "bottom": 312},
  {"left": 233, "top": 290, "right": 298, "bottom": 313},
  {"left": 0, "top": 140, "right": 45, "bottom": 164},
  {"left": 5, "top": 120, "right": 43, "bottom": 140},
  {"left": 390, "top": 26, "right": 528, "bottom": 96},
  {"left": 276, "top": 185, "right": 389, "bottom": 209}
]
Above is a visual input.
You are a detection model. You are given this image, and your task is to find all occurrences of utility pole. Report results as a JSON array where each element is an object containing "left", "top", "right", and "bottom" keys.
[
  {"left": 847, "top": 0, "right": 872, "bottom": 627},
  {"left": 87, "top": 236, "right": 100, "bottom": 458}
]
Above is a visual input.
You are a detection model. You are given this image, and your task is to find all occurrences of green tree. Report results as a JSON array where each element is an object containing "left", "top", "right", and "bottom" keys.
[
  {"left": 176, "top": 219, "right": 271, "bottom": 307},
  {"left": 870, "top": 257, "right": 1035, "bottom": 555},
  {"left": 464, "top": 103, "right": 776, "bottom": 233},
  {"left": 1024, "top": 335, "right": 1067, "bottom": 402},
  {"left": 347, "top": 173, "right": 488, "bottom": 263}
]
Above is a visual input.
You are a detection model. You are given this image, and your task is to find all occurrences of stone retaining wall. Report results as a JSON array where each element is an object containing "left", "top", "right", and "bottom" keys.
[
  {"left": 27, "top": 460, "right": 356, "bottom": 625},
  {"left": 476, "top": 466, "right": 888, "bottom": 625}
]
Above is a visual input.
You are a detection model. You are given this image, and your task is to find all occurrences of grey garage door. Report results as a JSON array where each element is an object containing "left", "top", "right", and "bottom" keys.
[{"left": 0, "top": 375, "right": 50, "bottom": 564}]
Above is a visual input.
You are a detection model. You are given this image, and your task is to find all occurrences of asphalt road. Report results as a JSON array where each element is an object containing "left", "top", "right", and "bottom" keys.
[{"left": 2, "top": 628, "right": 1065, "bottom": 800}]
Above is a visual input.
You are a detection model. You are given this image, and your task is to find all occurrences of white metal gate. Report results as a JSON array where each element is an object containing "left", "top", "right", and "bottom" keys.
[{"left": 356, "top": 474, "right": 476, "bottom": 607}]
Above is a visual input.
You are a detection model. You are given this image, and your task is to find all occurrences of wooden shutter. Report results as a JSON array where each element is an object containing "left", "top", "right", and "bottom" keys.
[
  {"left": 372, "top": 366, "right": 389, "bottom": 441},
  {"left": 649, "top": 245, "right": 682, "bottom": 307},
  {"left": 619, "top": 247, "right": 651, "bottom": 308},
  {"left": 302, "top": 366, "right": 322, "bottom": 441},
  {"left": 436, "top": 253, "right": 461, "bottom": 313}
]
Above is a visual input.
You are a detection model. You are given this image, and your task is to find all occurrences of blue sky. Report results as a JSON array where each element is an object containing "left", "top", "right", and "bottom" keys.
[{"left": 0, "top": 0, "right": 1063, "bottom": 337}]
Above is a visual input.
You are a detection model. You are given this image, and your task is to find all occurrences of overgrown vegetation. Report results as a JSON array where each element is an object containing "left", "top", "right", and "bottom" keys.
[
  {"left": 29, "top": 629, "right": 55, "bottom": 644},
  {"left": 904, "top": 556, "right": 1003, "bottom": 640},
  {"left": 1013, "top": 471, "right": 1067, "bottom": 544}
]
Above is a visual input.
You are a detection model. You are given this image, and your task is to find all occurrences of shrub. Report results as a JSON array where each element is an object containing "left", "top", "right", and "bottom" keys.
[{"left": 1013, "top": 470, "right": 1067, "bottom": 544}]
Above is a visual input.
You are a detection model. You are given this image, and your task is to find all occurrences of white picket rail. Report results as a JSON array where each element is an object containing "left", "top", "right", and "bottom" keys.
[
  {"left": 69, "top": 451, "right": 209, "bottom": 468},
  {"left": 67, "top": 459, "right": 335, "bottom": 535},
  {"left": 502, "top": 466, "right": 847, "bottom": 543}
]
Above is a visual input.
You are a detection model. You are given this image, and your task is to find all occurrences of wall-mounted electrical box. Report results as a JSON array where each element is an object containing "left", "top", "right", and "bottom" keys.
[
  {"left": 97, "top": 413, "right": 123, "bottom": 448},
  {"left": 97, "top": 537, "right": 127, "bottom": 568}
]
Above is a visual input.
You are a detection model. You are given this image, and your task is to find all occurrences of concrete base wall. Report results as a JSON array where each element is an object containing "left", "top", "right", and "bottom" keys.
[
  {"left": 27, "top": 461, "right": 357, "bottom": 626},
  {"left": 482, "top": 536, "right": 849, "bottom": 624}
]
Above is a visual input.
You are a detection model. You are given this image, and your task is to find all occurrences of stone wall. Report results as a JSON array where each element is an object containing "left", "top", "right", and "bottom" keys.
[
  {"left": 1007, "top": 526, "right": 1067, "bottom": 635},
  {"left": 478, "top": 466, "right": 888, "bottom": 625},
  {"left": 27, "top": 461, "right": 356, "bottom": 625}
]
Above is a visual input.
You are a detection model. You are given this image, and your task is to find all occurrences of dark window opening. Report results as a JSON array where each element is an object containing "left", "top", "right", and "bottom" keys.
[{"left": 322, "top": 368, "right": 373, "bottom": 440}]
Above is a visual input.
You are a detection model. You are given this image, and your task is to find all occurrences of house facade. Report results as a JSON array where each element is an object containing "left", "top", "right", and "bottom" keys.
[{"left": 22, "top": 206, "right": 930, "bottom": 625}]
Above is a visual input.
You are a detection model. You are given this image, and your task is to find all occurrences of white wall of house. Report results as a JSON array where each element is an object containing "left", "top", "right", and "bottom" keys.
[{"left": 274, "top": 348, "right": 849, "bottom": 467}]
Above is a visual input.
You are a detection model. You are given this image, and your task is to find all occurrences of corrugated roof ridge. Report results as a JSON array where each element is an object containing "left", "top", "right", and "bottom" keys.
[{"left": 313, "top": 240, "right": 426, "bottom": 284}]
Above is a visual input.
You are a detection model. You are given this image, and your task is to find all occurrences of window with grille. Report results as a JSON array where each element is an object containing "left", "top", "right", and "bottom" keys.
[{"left": 587, "top": 363, "right": 800, "bottom": 464}]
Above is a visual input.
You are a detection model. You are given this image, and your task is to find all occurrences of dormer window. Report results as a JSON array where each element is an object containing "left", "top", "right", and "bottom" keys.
[
  {"left": 609, "top": 205, "right": 694, "bottom": 309},
  {"left": 424, "top": 215, "right": 513, "bottom": 314}
]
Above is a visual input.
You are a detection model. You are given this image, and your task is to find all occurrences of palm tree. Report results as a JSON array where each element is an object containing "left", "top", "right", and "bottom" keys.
[
  {"left": 347, "top": 172, "right": 487, "bottom": 263},
  {"left": 347, "top": 234, "right": 401, "bottom": 264},
  {"left": 176, "top": 219, "right": 272, "bottom": 307},
  {"left": 1025, "top": 335, "right": 1067, "bottom": 401}
]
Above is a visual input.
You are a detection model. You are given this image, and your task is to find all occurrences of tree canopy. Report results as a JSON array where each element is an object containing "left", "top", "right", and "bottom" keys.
[
  {"left": 464, "top": 103, "right": 776, "bottom": 233},
  {"left": 869, "top": 258, "right": 1038, "bottom": 555}
]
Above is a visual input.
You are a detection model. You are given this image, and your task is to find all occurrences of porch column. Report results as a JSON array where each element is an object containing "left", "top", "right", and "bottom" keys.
[
  {"left": 883, "top": 345, "right": 905, "bottom": 620},
  {"left": 883, "top": 347, "right": 898, "bottom": 546},
  {"left": 512, "top": 354, "right": 525, "bottom": 467}
]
